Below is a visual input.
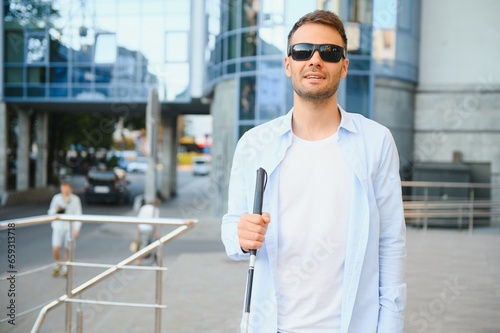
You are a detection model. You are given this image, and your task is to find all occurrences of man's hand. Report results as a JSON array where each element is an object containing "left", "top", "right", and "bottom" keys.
[
  {"left": 73, "top": 230, "right": 80, "bottom": 239},
  {"left": 238, "top": 212, "right": 271, "bottom": 252}
]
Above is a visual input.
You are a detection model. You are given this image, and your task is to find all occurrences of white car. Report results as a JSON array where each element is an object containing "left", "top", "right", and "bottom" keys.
[
  {"left": 127, "top": 159, "right": 148, "bottom": 173},
  {"left": 192, "top": 156, "right": 211, "bottom": 176}
]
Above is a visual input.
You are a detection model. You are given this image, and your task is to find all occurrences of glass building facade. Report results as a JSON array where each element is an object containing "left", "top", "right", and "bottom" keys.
[
  {"left": 206, "top": 0, "right": 288, "bottom": 138},
  {"left": 3, "top": 0, "right": 192, "bottom": 102},
  {"left": 1, "top": 0, "right": 209, "bottom": 196},
  {"left": 205, "top": 0, "right": 420, "bottom": 138}
]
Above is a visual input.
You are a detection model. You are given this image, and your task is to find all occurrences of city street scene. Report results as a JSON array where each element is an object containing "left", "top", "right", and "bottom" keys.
[
  {"left": 1, "top": 169, "right": 500, "bottom": 332},
  {"left": 1, "top": 0, "right": 500, "bottom": 333}
]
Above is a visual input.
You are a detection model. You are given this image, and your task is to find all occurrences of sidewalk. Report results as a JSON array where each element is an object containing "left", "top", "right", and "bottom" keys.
[
  {"left": 404, "top": 227, "right": 500, "bottom": 333},
  {"left": 2, "top": 199, "right": 500, "bottom": 332}
]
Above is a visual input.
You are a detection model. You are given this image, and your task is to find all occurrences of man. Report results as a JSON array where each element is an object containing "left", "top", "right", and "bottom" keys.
[
  {"left": 48, "top": 181, "right": 82, "bottom": 277},
  {"left": 221, "top": 9, "right": 406, "bottom": 333}
]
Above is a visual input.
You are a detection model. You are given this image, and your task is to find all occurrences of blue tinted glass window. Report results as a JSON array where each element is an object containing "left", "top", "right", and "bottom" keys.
[
  {"left": 242, "top": 0, "right": 259, "bottom": 28},
  {"left": 345, "top": 74, "right": 370, "bottom": 118},
  {"left": 240, "top": 76, "right": 256, "bottom": 120}
]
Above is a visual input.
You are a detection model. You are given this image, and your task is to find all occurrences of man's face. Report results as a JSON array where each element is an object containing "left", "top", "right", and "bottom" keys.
[
  {"left": 60, "top": 184, "right": 72, "bottom": 197},
  {"left": 284, "top": 23, "right": 349, "bottom": 102}
]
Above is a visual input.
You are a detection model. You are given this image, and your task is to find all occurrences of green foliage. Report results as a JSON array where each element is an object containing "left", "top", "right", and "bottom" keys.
[
  {"left": 4, "top": 0, "right": 60, "bottom": 28},
  {"left": 123, "top": 114, "right": 146, "bottom": 130},
  {"left": 49, "top": 112, "right": 116, "bottom": 151}
]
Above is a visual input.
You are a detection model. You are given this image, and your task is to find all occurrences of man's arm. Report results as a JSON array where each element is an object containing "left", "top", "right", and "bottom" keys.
[
  {"left": 47, "top": 195, "right": 60, "bottom": 215},
  {"left": 375, "top": 131, "right": 407, "bottom": 332},
  {"left": 221, "top": 136, "right": 251, "bottom": 260},
  {"left": 72, "top": 196, "right": 83, "bottom": 236}
]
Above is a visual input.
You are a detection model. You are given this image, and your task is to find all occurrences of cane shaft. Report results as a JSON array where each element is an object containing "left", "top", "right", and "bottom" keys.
[{"left": 242, "top": 167, "right": 267, "bottom": 332}]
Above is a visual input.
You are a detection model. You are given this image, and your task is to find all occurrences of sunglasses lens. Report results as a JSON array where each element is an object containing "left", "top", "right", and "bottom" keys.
[
  {"left": 319, "top": 45, "right": 343, "bottom": 62},
  {"left": 290, "top": 44, "right": 344, "bottom": 63},
  {"left": 291, "top": 44, "right": 314, "bottom": 60}
]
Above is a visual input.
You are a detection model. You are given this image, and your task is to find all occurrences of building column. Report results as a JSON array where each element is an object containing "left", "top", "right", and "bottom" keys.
[
  {"left": 160, "top": 113, "right": 177, "bottom": 201},
  {"left": 145, "top": 89, "right": 160, "bottom": 204},
  {"left": 16, "top": 109, "right": 31, "bottom": 191},
  {"left": 0, "top": 103, "right": 7, "bottom": 195},
  {"left": 35, "top": 111, "right": 48, "bottom": 188},
  {"left": 189, "top": 0, "right": 205, "bottom": 99},
  {"left": 210, "top": 79, "right": 237, "bottom": 217}
]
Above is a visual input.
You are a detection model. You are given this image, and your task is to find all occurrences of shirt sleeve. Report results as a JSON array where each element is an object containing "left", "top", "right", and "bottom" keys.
[
  {"left": 72, "top": 196, "right": 83, "bottom": 232},
  {"left": 221, "top": 136, "right": 251, "bottom": 261},
  {"left": 47, "top": 195, "right": 59, "bottom": 215},
  {"left": 374, "top": 130, "right": 407, "bottom": 332}
]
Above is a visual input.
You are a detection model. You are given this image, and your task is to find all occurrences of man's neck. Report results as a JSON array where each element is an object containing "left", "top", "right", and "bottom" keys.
[{"left": 292, "top": 98, "right": 341, "bottom": 141}]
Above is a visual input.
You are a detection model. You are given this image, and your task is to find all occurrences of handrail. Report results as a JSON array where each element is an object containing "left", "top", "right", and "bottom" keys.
[
  {"left": 0, "top": 213, "right": 193, "bottom": 230},
  {"left": 0, "top": 214, "right": 198, "bottom": 333},
  {"left": 0, "top": 214, "right": 56, "bottom": 229},
  {"left": 402, "top": 180, "right": 500, "bottom": 233},
  {"left": 401, "top": 180, "right": 500, "bottom": 188}
]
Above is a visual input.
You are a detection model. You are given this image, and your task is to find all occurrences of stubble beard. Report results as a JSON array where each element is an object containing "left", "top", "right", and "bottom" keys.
[
  {"left": 293, "top": 82, "right": 339, "bottom": 102},
  {"left": 292, "top": 74, "right": 340, "bottom": 103}
]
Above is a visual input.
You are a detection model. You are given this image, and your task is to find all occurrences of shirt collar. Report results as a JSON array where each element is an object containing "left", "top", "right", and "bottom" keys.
[
  {"left": 277, "top": 105, "right": 358, "bottom": 136},
  {"left": 338, "top": 105, "right": 358, "bottom": 133}
]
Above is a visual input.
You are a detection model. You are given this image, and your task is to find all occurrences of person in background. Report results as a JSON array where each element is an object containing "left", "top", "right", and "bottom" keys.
[
  {"left": 48, "top": 181, "right": 82, "bottom": 277},
  {"left": 135, "top": 198, "right": 160, "bottom": 265},
  {"left": 221, "top": 9, "right": 406, "bottom": 333}
]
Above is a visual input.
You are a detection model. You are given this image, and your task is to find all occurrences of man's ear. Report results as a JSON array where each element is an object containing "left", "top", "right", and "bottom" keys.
[
  {"left": 341, "top": 58, "right": 349, "bottom": 78},
  {"left": 284, "top": 57, "right": 292, "bottom": 78}
]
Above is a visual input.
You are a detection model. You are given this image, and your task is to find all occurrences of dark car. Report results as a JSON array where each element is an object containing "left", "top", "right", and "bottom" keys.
[{"left": 84, "top": 168, "right": 130, "bottom": 205}]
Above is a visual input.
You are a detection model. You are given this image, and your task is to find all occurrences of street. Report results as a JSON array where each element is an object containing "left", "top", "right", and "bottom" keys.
[
  {"left": 2, "top": 169, "right": 500, "bottom": 333},
  {"left": 0, "top": 167, "right": 243, "bottom": 333},
  {"left": 0, "top": 169, "right": 222, "bottom": 273}
]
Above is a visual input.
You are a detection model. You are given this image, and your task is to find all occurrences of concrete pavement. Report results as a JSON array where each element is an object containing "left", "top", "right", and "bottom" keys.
[{"left": 1, "top": 185, "right": 500, "bottom": 332}]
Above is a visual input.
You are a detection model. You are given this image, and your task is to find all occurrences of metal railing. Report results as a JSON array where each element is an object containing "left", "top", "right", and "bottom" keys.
[
  {"left": 0, "top": 214, "right": 197, "bottom": 333},
  {"left": 402, "top": 180, "right": 500, "bottom": 232}
]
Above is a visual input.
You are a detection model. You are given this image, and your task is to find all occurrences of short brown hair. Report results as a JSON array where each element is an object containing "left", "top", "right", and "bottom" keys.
[
  {"left": 287, "top": 10, "right": 348, "bottom": 50},
  {"left": 60, "top": 180, "right": 71, "bottom": 187}
]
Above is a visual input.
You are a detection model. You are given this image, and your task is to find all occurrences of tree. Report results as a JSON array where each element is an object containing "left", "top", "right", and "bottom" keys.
[{"left": 4, "top": 0, "right": 60, "bottom": 28}]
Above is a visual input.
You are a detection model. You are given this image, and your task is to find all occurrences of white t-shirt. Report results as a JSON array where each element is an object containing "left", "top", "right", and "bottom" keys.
[
  {"left": 48, "top": 193, "right": 82, "bottom": 231},
  {"left": 137, "top": 204, "right": 159, "bottom": 232},
  {"left": 277, "top": 133, "right": 353, "bottom": 332}
]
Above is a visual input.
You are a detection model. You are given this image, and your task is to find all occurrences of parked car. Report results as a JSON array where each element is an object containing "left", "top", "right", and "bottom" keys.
[
  {"left": 84, "top": 167, "right": 130, "bottom": 205},
  {"left": 192, "top": 155, "right": 211, "bottom": 176},
  {"left": 106, "top": 150, "right": 139, "bottom": 170},
  {"left": 127, "top": 157, "right": 148, "bottom": 173}
]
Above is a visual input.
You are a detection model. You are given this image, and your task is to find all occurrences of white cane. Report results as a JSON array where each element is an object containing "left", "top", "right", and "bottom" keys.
[{"left": 242, "top": 167, "right": 267, "bottom": 333}]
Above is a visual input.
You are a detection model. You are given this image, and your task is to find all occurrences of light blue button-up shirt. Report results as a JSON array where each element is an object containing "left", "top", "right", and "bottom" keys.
[{"left": 222, "top": 106, "right": 407, "bottom": 333}]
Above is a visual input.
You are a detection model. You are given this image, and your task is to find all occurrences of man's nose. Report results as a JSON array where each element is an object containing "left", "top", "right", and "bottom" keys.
[{"left": 308, "top": 49, "right": 323, "bottom": 65}]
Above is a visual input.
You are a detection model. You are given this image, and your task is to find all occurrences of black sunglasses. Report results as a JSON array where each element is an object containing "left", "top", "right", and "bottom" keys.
[{"left": 288, "top": 43, "right": 345, "bottom": 63}]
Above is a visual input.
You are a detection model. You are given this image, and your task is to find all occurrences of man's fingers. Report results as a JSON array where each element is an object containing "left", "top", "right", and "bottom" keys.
[
  {"left": 238, "top": 228, "right": 265, "bottom": 242},
  {"left": 241, "top": 220, "right": 267, "bottom": 233},
  {"left": 244, "top": 213, "right": 266, "bottom": 225},
  {"left": 239, "top": 231, "right": 265, "bottom": 251},
  {"left": 238, "top": 224, "right": 267, "bottom": 247},
  {"left": 242, "top": 213, "right": 271, "bottom": 226},
  {"left": 237, "top": 213, "right": 272, "bottom": 251}
]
